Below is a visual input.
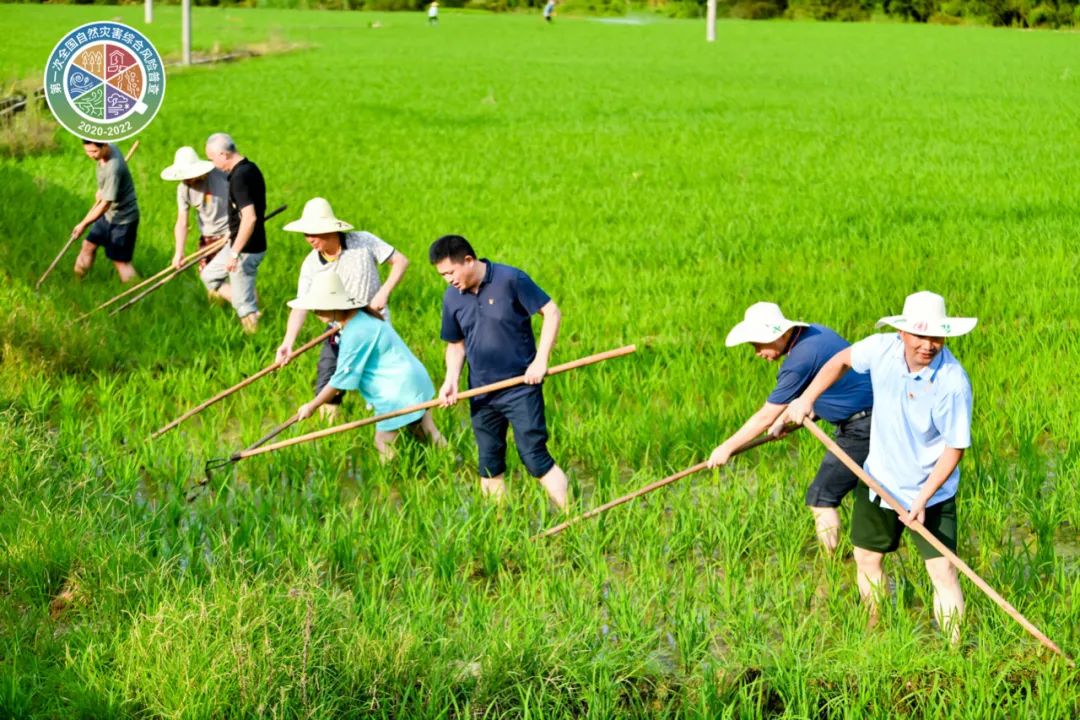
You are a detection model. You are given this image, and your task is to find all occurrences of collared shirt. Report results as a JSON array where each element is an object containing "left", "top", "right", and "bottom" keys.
[
  {"left": 440, "top": 260, "right": 551, "bottom": 388},
  {"left": 97, "top": 143, "right": 138, "bottom": 224},
  {"left": 297, "top": 231, "right": 395, "bottom": 308},
  {"left": 849, "top": 332, "right": 973, "bottom": 510},
  {"left": 767, "top": 323, "right": 873, "bottom": 424},
  {"left": 177, "top": 168, "right": 229, "bottom": 238}
]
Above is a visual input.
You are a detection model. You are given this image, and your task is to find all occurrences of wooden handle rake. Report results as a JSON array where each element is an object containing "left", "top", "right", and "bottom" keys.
[
  {"left": 36, "top": 140, "right": 141, "bottom": 290},
  {"left": 532, "top": 424, "right": 800, "bottom": 541},
  {"left": 74, "top": 239, "right": 224, "bottom": 322},
  {"left": 799, "top": 418, "right": 1071, "bottom": 663},
  {"left": 108, "top": 239, "right": 227, "bottom": 316},
  {"left": 109, "top": 204, "right": 287, "bottom": 317},
  {"left": 148, "top": 325, "right": 340, "bottom": 441},
  {"left": 204, "top": 414, "right": 301, "bottom": 475},
  {"left": 224, "top": 344, "right": 637, "bottom": 464}
]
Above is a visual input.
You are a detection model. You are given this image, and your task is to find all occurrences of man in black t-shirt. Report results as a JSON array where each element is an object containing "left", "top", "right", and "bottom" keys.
[{"left": 201, "top": 132, "right": 267, "bottom": 334}]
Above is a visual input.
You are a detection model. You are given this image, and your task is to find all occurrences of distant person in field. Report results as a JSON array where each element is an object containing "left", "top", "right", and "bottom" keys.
[
  {"left": 428, "top": 0, "right": 439, "bottom": 25},
  {"left": 202, "top": 132, "right": 267, "bottom": 334},
  {"left": 277, "top": 198, "right": 410, "bottom": 422},
  {"left": 773, "top": 291, "right": 975, "bottom": 643},
  {"left": 543, "top": 0, "right": 556, "bottom": 22},
  {"left": 707, "top": 302, "right": 873, "bottom": 554},
  {"left": 292, "top": 271, "right": 445, "bottom": 460},
  {"left": 430, "top": 234, "right": 569, "bottom": 510},
  {"left": 160, "top": 146, "right": 229, "bottom": 274},
  {"left": 72, "top": 139, "right": 139, "bottom": 283}
]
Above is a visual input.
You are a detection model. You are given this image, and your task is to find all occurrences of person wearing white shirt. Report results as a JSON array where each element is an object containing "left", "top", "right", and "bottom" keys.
[{"left": 774, "top": 291, "right": 976, "bottom": 643}]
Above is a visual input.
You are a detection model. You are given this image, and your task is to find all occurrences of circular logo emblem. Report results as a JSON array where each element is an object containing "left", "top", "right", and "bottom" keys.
[{"left": 44, "top": 22, "right": 165, "bottom": 142}]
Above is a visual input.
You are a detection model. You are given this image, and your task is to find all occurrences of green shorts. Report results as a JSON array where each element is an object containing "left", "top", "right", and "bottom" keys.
[{"left": 850, "top": 485, "right": 957, "bottom": 560}]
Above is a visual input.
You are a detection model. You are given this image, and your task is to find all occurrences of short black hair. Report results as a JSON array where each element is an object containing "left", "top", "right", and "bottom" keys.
[
  {"left": 429, "top": 234, "right": 476, "bottom": 264},
  {"left": 81, "top": 138, "right": 106, "bottom": 147}
]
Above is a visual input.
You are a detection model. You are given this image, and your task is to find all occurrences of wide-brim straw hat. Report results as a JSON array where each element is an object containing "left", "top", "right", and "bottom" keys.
[
  {"left": 287, "top": 271, "right": 361, "bottom": 311},
  {"left": 283, "top": 197, "right": 355, "bottom": 235},
  {"left": 725, "top": 302, "right": 809, "bottom": 347},
  {"left": 876, "top": 291, "right": 977, "bottom": 338},
  {"left": 160, "top": 146, "right": 214, "bottom": 181}
]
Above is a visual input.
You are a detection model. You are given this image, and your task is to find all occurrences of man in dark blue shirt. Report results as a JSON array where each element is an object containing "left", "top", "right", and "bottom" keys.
[
  {"left": 707, "top": 302, "right": 874, "bottom": 554},
  {"left": 431, "top": 235, "right": 568, "bottom": 510}
]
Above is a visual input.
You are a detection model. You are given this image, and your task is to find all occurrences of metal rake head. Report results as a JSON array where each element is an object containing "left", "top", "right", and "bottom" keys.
[{"left": 203, "top": 453, "right": 239, "bottom": 478}]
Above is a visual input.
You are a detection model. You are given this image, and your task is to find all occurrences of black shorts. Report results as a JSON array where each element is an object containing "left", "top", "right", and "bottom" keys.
[
  {"left": 470, "top": 383, "right": 555, "bottom": 479},
  {"left": 850, "top": 485, "right": 957, "bottom": 560},
  {"left": 87, "top": 216, "right": 138, "bottom": 262},
  {"left": 314, "top": 329, "right": 344, "bottom": 406},
  {"left": 804, "top": 412, "right": 871, "bottom": 508}
]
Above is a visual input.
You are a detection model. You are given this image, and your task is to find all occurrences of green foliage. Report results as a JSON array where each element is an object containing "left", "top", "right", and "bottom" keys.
[
  {"left": 1027, "top": 1, "right": 1060, "bottom": 25},
  {"left": 787, "top": 0, "right": 872, "bottom": 20},
  {"left": 2, "top": 6, "right": 1080, "bottom": 717},
  {"left": 885, "top": 0, "right": 937, "bottom": 21},
  {"left": 730, "top": 0, "right": 787, "bottom": 19}
]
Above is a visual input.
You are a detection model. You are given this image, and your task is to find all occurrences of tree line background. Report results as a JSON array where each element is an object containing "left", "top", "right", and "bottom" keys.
[{"left": 10, "top": 0, "right": 1080, "bottom": 35}]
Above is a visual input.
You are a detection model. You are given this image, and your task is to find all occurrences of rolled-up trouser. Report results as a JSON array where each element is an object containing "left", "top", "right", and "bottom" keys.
[{"left": 200, "top": 246, "right": 265, "bottom": 319}]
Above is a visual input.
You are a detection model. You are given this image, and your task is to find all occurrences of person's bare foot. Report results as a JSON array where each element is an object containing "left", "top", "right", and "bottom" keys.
[{"left": 240, "top": 311, "right": 260, "bottom": 334}]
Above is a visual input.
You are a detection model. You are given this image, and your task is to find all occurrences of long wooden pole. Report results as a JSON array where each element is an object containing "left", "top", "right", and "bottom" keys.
[
  {"left": 36, "top": 140, "right": 140, "bottom": 289},
  {"left": 148, "top": 325, "right": 340, "bottom": 440},
  {"left": 109, "top": 238, "right": 226, "bottom": 316},
  {"left": 110, "top": 204, "right": 287, "bottom": 317},
  {"left": 800, "top": 418, "right": 1071, "bottom": 662},
  {"left": 532, "top": 426, "right": 800, "bottom": 541},
  {"left": 234, "top": 344, "right": 637, "bottom": 462},
  {"left": 75, "top": 239, "right": 222, "bottom": 322}
]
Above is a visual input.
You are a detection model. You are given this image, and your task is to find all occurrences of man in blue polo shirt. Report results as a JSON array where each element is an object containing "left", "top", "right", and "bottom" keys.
[
  {"left": 774, "top": 291, "right": 976, "bottom": 642},
  {"left": 707, "top": 302, "right": 874, "bottom": 554},
  {"left": 430, "top": 235, "right": 569, "bottom": 510}
]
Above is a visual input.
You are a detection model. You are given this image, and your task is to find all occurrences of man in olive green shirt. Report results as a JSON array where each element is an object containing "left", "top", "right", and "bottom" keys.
[{"left": 72, "top": 139, "right": 139, "bottom": 282}]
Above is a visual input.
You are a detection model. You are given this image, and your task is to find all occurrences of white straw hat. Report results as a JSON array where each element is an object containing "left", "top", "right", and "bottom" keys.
[
  {"left": 160, "top": 146, "right": 215, "bottom": 181},
  {"left": 725, "top": 302, "right": 809, "bottom": 347},
  {"left": 283, "top": 197, "right": 355, "bottom": 235},
  {"left": 876, "top": 291, "right": 977, "bottom": 338},
  {"left": 287, "top": 271, "right": 361, "bottom": 311}
]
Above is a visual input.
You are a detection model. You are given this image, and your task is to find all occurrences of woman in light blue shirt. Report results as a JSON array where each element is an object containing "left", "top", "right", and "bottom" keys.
[{"left": 293, "top": 272, "right": 445, "bottom": 460}]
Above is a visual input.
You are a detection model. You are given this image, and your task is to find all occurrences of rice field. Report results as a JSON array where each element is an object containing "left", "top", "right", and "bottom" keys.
[{"left": 2, "top": 5, "right": 1079, "bottom": 717}]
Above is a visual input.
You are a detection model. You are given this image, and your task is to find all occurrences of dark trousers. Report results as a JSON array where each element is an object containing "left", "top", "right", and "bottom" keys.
[
  {"left": 314, "top": 330, "right": 343, "bottom": 406},
  {"left": 470, "top": 384, "right": 555, "bottom": 478}
]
